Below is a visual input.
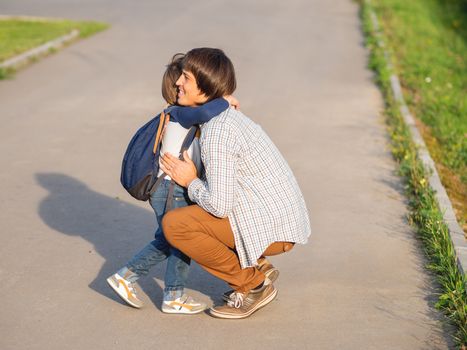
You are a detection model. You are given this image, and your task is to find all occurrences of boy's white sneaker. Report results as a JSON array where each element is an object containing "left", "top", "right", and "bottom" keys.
[
  {"left": 106, "top": 272, "right": 143, "bottom": 309},
  {"left": 162, "top": 294, "right": 207, "bottom": 314}
]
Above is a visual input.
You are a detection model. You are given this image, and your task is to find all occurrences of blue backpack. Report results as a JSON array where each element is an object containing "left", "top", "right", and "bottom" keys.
[{"left": 120, "top": 99, "right": 229, "bottom": 202}]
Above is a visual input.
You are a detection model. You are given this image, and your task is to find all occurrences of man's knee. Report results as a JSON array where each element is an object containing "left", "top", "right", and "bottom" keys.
[
  {"left": 284, "top": 242, "right": 294, "bottom": 252},
  {"left": 262, "top": 242, "right": 295, "bottom": 256}
]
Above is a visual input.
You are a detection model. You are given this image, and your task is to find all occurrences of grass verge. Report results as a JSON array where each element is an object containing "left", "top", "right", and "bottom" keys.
[
  {"left": 365, "top": 0, "right": 466, "bottom": 232},
  {"left": 360, "top": 0, "right": 467, "bottom": 347},
  {"left": 0, "top": 18, "right": 109, "bottom": 78}
]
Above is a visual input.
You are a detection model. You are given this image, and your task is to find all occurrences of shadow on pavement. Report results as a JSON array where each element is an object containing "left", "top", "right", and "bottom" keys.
[{"left": 35, "top": 172, "right": 226, "bottom": 309}]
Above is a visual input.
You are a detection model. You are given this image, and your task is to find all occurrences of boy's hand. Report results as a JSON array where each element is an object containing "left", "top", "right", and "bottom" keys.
[
  {"left": 160, "top": 151, "right": 197, "bottom": 188},
  {"left": 223, "top": 95, "right": 240, "bottom": 110}
]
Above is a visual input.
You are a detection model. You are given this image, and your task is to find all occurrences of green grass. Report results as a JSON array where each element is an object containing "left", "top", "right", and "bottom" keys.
[
  {"left": 361, "top": 0, "right": 467, "bottom": 347},
  {"left": 0, "top": 18, "right": 108, "bottom": 74},
  {"left": 367, "top": 0, "right": 467, "bottom": 230}
]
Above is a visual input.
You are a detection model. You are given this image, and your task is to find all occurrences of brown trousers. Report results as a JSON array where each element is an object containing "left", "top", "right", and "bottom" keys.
[{"left": 162, "top": 205, "right": 293, "bottom": 293}]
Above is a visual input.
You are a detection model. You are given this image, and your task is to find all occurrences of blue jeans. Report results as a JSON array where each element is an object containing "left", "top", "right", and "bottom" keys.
[{"left": 118, "top": 179, "right": 191, "bottom": 301}]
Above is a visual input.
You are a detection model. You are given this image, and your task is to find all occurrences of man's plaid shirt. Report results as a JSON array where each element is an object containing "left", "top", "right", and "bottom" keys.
[{"left": 188, "top": 108, "right": 311, "bottom": 268}]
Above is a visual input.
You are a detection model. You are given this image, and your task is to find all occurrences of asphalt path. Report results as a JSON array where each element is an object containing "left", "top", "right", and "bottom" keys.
[{"left": 0, "top": 0, "right": 453, "bottom": 349}]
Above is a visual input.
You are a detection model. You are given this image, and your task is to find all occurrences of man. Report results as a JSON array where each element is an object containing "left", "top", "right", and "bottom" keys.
[{"left": 160, "top": 47, "right": 311, "bottom": 319}]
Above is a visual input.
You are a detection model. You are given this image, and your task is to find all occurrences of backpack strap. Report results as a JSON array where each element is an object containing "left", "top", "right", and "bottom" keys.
[
  {"left": 165, "top": 180, "right": 176, "bottom": 211},
  {"left": 153, "top": 111, "right": 170, "bottom": 154},
  {"left": 179, "top": 125, "right": 199, "bottom": 157},
  {"left": 147, "top": 112, "right": 169, "bottom": 196},
  {"left": 148, "top": 172, "right": 167, "bottom": 195}
]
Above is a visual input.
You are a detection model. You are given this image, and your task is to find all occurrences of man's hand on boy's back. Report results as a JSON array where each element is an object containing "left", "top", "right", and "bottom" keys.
[
  {"left": 224, "top": 95, "right": 240, "bottom": 110},
  {"left": 160, "top": 151, "right": 198, "bottom": 188}
]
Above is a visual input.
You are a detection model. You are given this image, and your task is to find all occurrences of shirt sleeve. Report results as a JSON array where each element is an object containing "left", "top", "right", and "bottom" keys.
[
  {"left": 188, "top": 122, "right": 238, "bottom": 218},
  {"left": 168, "top": 98, "right": 229, "bottom": 129}
]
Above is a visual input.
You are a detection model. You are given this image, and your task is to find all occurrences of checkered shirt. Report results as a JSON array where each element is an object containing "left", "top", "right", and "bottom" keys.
[{"left": 188, "top": 108, "right": 311, "bottom": 268}]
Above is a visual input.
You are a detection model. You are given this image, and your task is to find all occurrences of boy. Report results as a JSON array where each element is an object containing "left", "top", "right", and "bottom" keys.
[{"left": 107, "top": 53, "right": 233, "bottom": 314}]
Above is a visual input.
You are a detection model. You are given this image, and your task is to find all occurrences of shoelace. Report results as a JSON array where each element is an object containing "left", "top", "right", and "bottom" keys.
[{"left": 227, "top": 292, "right": 244, "bottom": 308}]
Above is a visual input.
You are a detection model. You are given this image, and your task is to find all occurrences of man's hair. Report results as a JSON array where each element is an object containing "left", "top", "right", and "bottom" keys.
[
  {"left": 161, "top": 53, "right": 185, "bottom": 105},
  {"left": 182, "top": 48, "right": 236, "bottom": 100}
]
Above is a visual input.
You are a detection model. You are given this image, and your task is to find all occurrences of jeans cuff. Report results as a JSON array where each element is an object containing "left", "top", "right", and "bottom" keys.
[
  {"left": 163, "top": 288, "right": 184, "bottom": 301},
  {"left": 117, "top": 266, "right": 140, "bottom": 283}
]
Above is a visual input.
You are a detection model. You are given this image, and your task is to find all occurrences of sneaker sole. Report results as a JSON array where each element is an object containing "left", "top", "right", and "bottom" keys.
[
  {"left": 221, "top": 269, "right": 280, "bottom": 302},
  {"left": 106, "top": 277, "right": 142, "bottom": 309},
  {"left": 210, "top": 288, "right": 278, "bottom": 319},
  {"left": 161, "top": 306, "right": 206, "bottom": 315}
]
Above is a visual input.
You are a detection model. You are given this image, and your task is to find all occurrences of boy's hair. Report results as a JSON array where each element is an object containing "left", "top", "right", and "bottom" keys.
[
  {"left": 162, "top": 53, "right": 185, "bottom": 105},
  {"left": 182, "top": 48, "right": 236, "bottom": 101}
]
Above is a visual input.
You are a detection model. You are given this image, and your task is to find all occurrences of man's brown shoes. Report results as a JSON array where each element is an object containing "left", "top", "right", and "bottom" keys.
[
  {"left": 210, "top": 281, "right": 277, "bottom": 319},
  {"left": 221, "top": 258, "right": 279, "bottom": 302}
]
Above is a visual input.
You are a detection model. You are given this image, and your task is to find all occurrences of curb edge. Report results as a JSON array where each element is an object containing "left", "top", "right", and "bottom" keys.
[
  {"left": 0, "top": 25, "right": 80, "bottom": 70},
  {"left": 367, "top": 2, "right": 467, "bottom": 276}
]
